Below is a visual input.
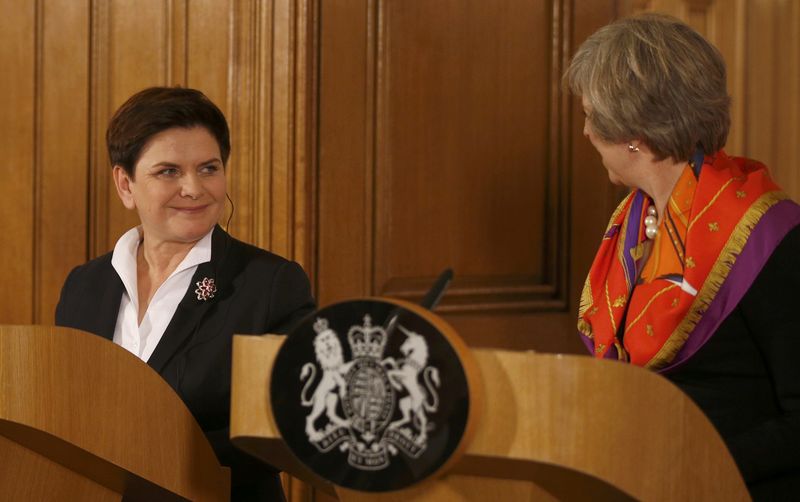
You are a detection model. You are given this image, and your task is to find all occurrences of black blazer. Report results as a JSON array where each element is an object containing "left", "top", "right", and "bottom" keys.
[
  {"left": 667, "top": 224, "right": 800, "bottom": 500},
  {"left": 55, "top": 225, "right": 315, "bottom": 495}
]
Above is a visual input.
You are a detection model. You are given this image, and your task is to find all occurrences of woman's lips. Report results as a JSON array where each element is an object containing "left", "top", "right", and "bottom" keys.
[{"left": 173, "top": 204, "right": 208, "bottom": 214}]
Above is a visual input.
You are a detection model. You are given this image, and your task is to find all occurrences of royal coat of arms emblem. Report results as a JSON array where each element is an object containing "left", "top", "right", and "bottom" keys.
[
  {"left": 271, "top": 298, "right": 473, "bottom": 491},
  {"left": 299, "top": 314, "right": 441, "bottom": 470}
]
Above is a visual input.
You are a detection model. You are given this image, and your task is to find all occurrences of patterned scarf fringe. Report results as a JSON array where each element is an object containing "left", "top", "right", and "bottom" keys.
[{"left": 645, "top": 190, "right": 789, "bottom": 369}]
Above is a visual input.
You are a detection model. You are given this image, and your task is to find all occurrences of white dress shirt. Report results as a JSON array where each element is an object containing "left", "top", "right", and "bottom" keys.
[{"left": 111, "top": 227, "right": 213, "bottom": 362}]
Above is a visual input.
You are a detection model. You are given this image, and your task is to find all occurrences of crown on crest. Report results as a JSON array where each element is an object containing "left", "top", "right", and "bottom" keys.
[{"left": 347, "top": 314, "right": 387, "bottom": 359}]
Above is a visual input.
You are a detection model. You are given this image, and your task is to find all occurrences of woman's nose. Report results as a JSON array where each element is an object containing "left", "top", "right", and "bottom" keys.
[{"left": 181, "top": 174, "right": 204, "bottom": 200}]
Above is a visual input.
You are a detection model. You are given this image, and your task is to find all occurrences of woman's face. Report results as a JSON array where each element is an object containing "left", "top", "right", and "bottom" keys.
[
  {"left": 113, "top": 126, "right": 227, "bottom": 245},
  {"left": 581, "top": 97, "right": 631, "bottom": 187}
]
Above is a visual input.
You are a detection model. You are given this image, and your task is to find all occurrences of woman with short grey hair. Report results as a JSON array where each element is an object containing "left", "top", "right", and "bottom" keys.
[{"left": 567, "top": 13, "right": 800, "bottom": 499}]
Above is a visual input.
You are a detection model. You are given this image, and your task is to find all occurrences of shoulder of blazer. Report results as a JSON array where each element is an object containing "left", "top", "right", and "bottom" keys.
[
  {"left": 56, "top": 251, "right": 123, "bottom": 340},
  {"left": 210, "top": 226, "right": 300, "bottom": 283},
  {"left": 215, "top": 227, "right": 292, "bottom": 263},
  {"left": 68, "top": 251, "right": 115, "bottom": 280},
  {"left": 209, "top": 226, "right": 314, "bottom": 331},
  {"left": 57, "top": 251, "right": 115, "bottom": 302},
  {"left": 741, "top": 223, "right": 800, "bottom": 304}
]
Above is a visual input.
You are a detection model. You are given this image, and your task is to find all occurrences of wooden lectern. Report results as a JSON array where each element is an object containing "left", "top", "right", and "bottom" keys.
[
  {"left": 0, "top": 325, "right": 230, "bottom": 501},
  {"left": 231, "top": 333, "right": 749, "bottom": 501}
]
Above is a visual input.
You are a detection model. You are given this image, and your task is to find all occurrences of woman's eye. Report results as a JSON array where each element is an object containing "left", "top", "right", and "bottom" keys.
[
  {"left": 200, "top": 164, "right": 220, "bottom": 174},
  {"left": 157, "top": 167, "right": 179, "bottom": 177}
]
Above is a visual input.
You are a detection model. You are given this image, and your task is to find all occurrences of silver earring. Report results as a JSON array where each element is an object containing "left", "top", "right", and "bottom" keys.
[{"left": 628, "top": 143, "right": 640, "bottom": 153}]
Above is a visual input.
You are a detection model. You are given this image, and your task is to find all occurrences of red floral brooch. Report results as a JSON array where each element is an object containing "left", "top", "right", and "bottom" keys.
[{"left": 195, "top": 277, "right": 217, "bottom": 301}]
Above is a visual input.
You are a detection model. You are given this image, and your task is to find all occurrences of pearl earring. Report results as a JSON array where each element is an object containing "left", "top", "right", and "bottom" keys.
[{"left": 628, "top": 143, "right": 640, "bottom": 153}]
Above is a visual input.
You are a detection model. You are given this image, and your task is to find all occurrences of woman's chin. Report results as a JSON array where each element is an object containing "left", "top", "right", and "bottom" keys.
[
  {"left": 147, "top": 222, "right": 216, "bottom": 244},
  {"left": 180, "top": 224, "right": 216, "bottom": 242},
  {"left": 173, "top": 212, "right": 221, "bottom": 238}
]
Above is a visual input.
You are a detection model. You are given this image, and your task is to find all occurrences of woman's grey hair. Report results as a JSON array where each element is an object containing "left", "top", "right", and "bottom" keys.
[{"left": 564, "top": 13, "right": 730, "bottom": 162}]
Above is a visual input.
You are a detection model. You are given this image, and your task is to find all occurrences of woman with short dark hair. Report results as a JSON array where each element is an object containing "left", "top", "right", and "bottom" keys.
[
  {"left": 567, "top": 14, "right": 800, "bottom": 499},
  {"left": 56, "top": 86, "right": 314, "bottom": 500}
]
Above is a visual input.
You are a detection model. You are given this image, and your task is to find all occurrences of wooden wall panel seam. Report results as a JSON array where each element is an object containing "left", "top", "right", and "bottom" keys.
[
  {"left": 250, "top": 0, "right": 262, "bottom": 245},
  {"left": 33, "top": 0, "right": 44, "bottom": 323},
  {"left": 310, "top": 0, "right": 323, "bottom": 292},
  {"left": 258, "top": 0, "right": 269, "bottom": 249},
  {"left": 293, "top": 0, "right": 308, "bottom": 266},
  {"left": 163, "top": 0, "right": 169, "bottom": 84},
  {"left": 304, "top": 0, "right": 321, "bottom": 282},
  {"left": 270, "top": 0, "right": 283, "bottom": 254},
  {"left": 229, "top": 0, "right": 246, "bottom": 242},
  {"left": 89, "top": 0, "right": 111, "bottom": 259},
  {"left": 166, "top": 0, "right": 188, "bottom": 85},
  {"left": 289, "top": 0, "right": 300, "bottom": 263},
  {"left": 558, "top": 0, "right": 574, "bottom": 309},
  {"left": 770, "top": 3, "right": 780, "bottom": 171},
  {"left": 366, "top": 0, "right": 380, "bottom": 296},
  {"left": 85, "top": 0, "right": 94, "bottom": 263},
  {"left": 731, "top": 0, "right": 750, "bottom": 155},
  {"left": 550, "top": 0, "right": 571, "bottom": 305},
  {"left": 305, "top": 0, "right": 321, "bottom": 272},
  {"left": 257, "top": 0, "right": 270, "bottom": 250},
  {"left": 270, "top": 0, "right": 295, "bottom": 257}
]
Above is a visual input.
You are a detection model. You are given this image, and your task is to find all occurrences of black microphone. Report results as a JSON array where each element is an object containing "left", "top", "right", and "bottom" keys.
[
  {"left": 420, "top": 268, "right": 454, "bottom": 310},
  {"left": 383, "top": 268, "right": 454, "bottom": 337}
]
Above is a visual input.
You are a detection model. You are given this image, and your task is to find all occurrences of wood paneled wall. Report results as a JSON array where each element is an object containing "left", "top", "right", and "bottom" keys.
[{"left": 0, "top": 0, "right": 313, "bottom": 325}]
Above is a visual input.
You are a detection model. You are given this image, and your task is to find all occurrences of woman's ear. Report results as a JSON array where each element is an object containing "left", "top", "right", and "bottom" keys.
[{"left": 112, "top": 166, "right": 136, "bottom": 210}]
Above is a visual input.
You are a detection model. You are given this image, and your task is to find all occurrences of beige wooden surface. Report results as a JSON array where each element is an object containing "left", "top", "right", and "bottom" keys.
[
  {"left": 0, "top": 325, "right": 229, "bottom": 501},
  {"left": 232, "top": 333, "right": 748, "bottom": 501},
  {"left": 0, "top": 434, "right": 119, "bottom": 502}
]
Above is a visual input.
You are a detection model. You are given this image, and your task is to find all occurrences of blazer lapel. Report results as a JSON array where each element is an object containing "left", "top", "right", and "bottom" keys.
[
  {"left": 146, "top": 261, "right": 218, "bottom": 373},
  {"left": 146, "top": 226, "right": 233, "bottom": 373}
]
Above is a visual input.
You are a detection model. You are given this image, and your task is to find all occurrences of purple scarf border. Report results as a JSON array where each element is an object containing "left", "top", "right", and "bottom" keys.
[
  {"left": 623, "top": 192, "right": 646, "bottom": 288},
  {"left": 579, "top": 333, "right": 620, "bottom": 360},
  {"left": 659, "top": 198, "right": 800, "bottom": 373}
]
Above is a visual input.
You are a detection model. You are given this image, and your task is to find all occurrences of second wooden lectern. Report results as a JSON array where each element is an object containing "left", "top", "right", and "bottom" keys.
[{"left": 230, "top": 303, "right": 748, "bottom": 501}]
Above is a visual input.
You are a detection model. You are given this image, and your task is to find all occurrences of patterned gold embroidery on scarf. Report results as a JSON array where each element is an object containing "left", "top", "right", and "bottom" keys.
[
  {"left": 626, "top": 283, "right": 679, "bottom": 331},
  {"left": 604, "top": 281, "right": 617, "bottom": 335},
  {"left": 644, "top": 191, "right": 788, "bottom": 370},
  {"left": 687, "top": 178, "right": 737, "bottom": 231}
]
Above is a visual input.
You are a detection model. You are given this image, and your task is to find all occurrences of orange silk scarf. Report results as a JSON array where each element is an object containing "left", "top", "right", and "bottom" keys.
[{"left": 578, "top": 151, "right": 787, "bottom": 370}]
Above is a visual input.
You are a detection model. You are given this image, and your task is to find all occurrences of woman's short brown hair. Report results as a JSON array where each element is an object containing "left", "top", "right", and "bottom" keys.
[
  {"left": 564, "top": 13, "right": 730, "bottom": 162},
  {"left": 106, "top": 87, "right": 230, "bottom": 177}
]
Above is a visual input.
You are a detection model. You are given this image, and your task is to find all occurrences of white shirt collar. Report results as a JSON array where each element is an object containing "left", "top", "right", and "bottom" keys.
[
  {"left": 110, "top": 227, "right": 215, "bottom": 362},
  {"left": 111, "top": 227, "right": 214, "bottom": 308}
]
